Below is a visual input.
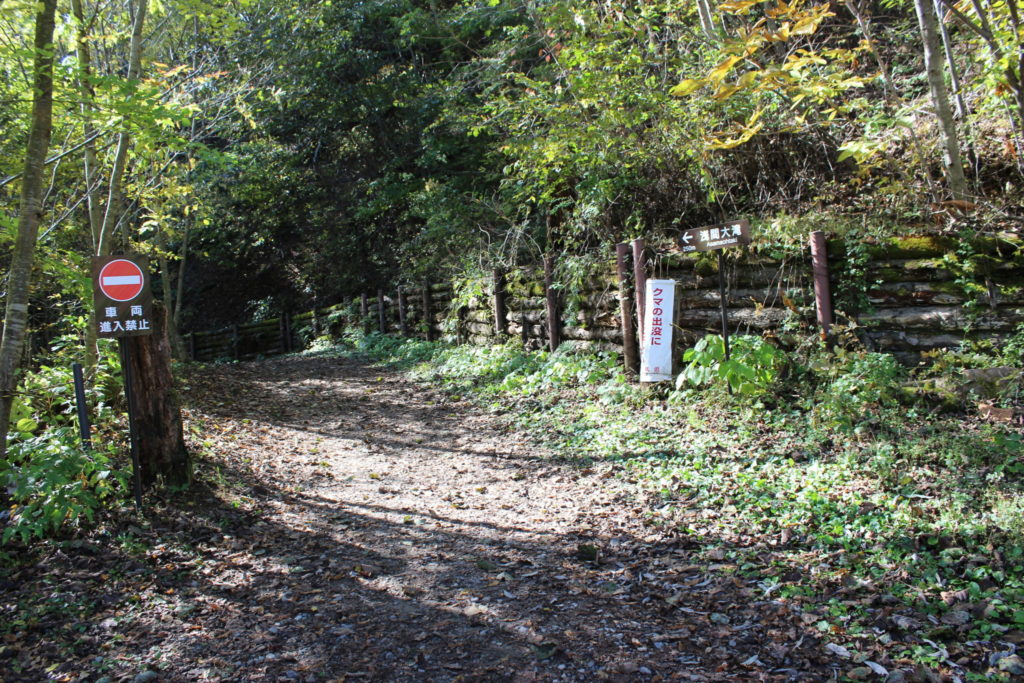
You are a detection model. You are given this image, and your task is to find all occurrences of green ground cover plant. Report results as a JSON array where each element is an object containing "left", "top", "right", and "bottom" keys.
[
  {"left": 344, "top": 328, "right": 1024, "bottom": 677},
  {"left": 1, "top": 335, "right": 131, "bottom": 550}
]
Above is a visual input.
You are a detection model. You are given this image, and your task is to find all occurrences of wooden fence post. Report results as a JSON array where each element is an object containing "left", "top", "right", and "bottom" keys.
[
  {"left": 632, "top": 238, "right": 648, "bottom": 344},
  {"left": 187, "top": 332, "right": 196, "bottom": 361},
  {"left": 231, "top": 324, "right": 240, "bottom": 360},
  {"left": 360, "top": 293, "right": 370, "bottom": 333},
  {"left": 397, "top": 286, "right": 408, "bottom": 336},
  {"left": 544, "top": 254, "right": 561, "bottom": 351},
  {"left": 809, "top": 230, "right": 833, "bottom": 339},
  {"left": 377, "top": 288, "right": 386, "bottom": 333},
  {"left": 493, "top": 268, "right": 507, "bottom": 337},
  {"left": 422, "top": 283, "right": 435, "bottom": 341},
  {"left": 615, "top": 243, "right": 639, "bottom": 374}
]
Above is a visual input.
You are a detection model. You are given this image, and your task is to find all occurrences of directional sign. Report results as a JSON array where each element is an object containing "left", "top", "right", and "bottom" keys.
[
  {"left": 92, "top": 255, "right": 153, "bottom": 338},
  {"left": 679, "top": 219, "right": 751, "bottom": 253}
]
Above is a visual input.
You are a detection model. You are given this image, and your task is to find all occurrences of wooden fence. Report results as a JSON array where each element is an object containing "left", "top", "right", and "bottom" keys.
[{"left": 186, "top": 233, "right": 1024, "bottom": 366}]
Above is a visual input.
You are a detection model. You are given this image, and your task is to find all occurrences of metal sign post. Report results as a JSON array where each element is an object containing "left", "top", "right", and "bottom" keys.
[
  {"left": 678, "top": 219, "right": 752, "bottom": 375},
  {"left": 716, "top": 251, "right": 731, "bottom": 362},
  {"left": 72, "top": 362, "right": 91, "bottom": 448},
  {"left": 92, "top": 255, "right": 153, "bottom": 511}
]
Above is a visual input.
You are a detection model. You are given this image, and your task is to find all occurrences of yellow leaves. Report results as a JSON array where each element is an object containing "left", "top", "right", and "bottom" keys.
[
  {"left": 709, "top": 55, "right": 743, "bottom": 83},
  {"left": 672, "top": 67, "right": 758, "bottom": 99},
  {"left": 713, "top": 83, "right": 743, "bottom": 100},
  {"left": 784, "top": 50, "right": 827, "bottom": 71},
  {"left": 706, "top": 109, "right": 764, "bottom": 150},
  {"left": 791, "top": 14, "right": 823, "bottom": 36},
  {"left": 669, "top": 78, "right": 704, "bottom": 97},
  {"left": 719, "top": 0, "right": 766, "bottom": 13}
]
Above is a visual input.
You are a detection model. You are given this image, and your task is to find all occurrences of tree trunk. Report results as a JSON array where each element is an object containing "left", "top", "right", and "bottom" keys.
[
  {"left": 397, "top": 286, "right": 408, "bottom": 336},
  {"left": 0, "top": 0, "right": 58, "bottom": 458},
  {"left": 125, "top": 303, "right": 190, "bottom": 488},
  {"left": 696, "top": 0, "right": 719, "bottom": 39},
  {"left": 154, "top": 222, "right": 185, "bottom": 358},
  {"left": 173, "top": 219, "right": 190, "bottom": 331},
  {"left": 915, "top": 0, "right": 969, "bottom": 199},
  {"left": 97, "top": 0, "right": 149, "bottom": 254}
]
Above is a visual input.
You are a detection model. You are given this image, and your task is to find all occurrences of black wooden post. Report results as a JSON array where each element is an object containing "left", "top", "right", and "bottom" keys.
[
  {"left": 360, "top": 293, "right": 370, "bottom": 333},
  {"left": 187, "top": 332, "right": 196, "bottom": 360},
  {"left": 615, "top": 243, "right": 639, "bottom": 374},
  {"left": 544, "top": 254, "right": 561, "bottom": 351},
  {"left": 72, "top": 362, "right": 91, "bottom": 448},
  {"left": 717, "top": 252, "right": 731, "bottom": 362},
  {"left": 377, "top": 288, "right": 386, "bottom": 333},
  {"left": 397, "top": 286, "right": 408, "bottom": 336},
  {"left": 422, "top": 284, "right": 435, "bottom": 341},
  {"left": 493, "top": 268, "right": 507, "bottom": 337},
  {"left": 231, "top": 324, "right": 240, "bottom": 360}
]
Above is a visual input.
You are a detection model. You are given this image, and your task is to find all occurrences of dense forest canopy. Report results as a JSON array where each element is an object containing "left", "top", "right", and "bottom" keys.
[{"left": 2, "top": 0, "right": 1022, "bottom": 337}]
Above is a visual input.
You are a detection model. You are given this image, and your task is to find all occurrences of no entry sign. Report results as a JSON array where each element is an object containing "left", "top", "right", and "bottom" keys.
[
  {"left": 92, "top": 255, "right": 153, "bottom": 338},
  {"left": 98, "top": 259, "right": 145, "bottom": 301}
]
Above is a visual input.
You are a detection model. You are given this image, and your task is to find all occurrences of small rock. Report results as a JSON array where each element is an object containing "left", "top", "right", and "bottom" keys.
[
  {"left": 998, "top": 654, "right": 1024, "bottom": 676},
  {"left": 615, "top": 661, "right": 639, "bottom": 674},
  {"left": 891, "top": 615, "right": 917, "bottom": 630},
  {"left": 638, "top": 666, "right": 652, "bottom": 675},
  {"left": 940, "top": 609, "right": 970, "bottom": 626},
  {"left": 709, "top": 613, "right": 730, "bottom": 625},
  {"left": 825, "top": 643, "right": 851, "bottom": 658},
  {"left": 133, "top": 672, "right": 159, "bottom": 683},
  {"left": 883, "top": 672, "right": 906, "bottom": 683},
  {"left": 706, "top": 548, "right": 726, "bottom": 561}
]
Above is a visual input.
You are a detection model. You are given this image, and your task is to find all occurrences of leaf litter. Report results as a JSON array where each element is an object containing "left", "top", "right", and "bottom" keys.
[{"left": 0, "top": 354, "right": 998, "bottom": 681}]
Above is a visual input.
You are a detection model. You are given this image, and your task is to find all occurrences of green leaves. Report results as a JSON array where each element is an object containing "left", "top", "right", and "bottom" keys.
[{"left": 680, "top": 334, "right": 787, "bottom": 396}]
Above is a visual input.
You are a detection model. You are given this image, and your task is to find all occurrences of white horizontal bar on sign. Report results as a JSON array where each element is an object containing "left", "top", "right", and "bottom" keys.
[{"left": 102, "top": 275, "right": 142, "bottom": 285}]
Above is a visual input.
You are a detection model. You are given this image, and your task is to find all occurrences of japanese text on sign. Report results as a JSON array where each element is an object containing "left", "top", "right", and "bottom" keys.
[
  {"left": 679, "top": 219, "right": 751, "bottom": 253},
  {"left": 92, "top": 255, "right": 154, "bottom": 339},
  {"left": 640, "top": 279, "right": 675, "bottom": 382}
]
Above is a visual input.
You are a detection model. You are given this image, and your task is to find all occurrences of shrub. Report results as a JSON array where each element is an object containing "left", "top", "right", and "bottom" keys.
[
  {"left": 678, "top": 334, "right": 788, "bottom": 396},
  {"left": 2, "top": 431, "right": 127, "bottom": 544}
]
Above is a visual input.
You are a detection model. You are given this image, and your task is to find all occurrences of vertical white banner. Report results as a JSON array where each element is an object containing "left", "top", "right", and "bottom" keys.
[{"left": 640, "top": 279, "right": 675, "bottom": 382}]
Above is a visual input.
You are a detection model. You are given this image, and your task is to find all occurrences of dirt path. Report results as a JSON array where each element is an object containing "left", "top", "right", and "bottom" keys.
[{"left": 3, "top": 354, "right": 837, "bottom": 682}]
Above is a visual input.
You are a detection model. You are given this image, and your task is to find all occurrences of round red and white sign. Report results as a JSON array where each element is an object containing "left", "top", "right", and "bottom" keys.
[{"left": 98, "top": 259, "right": 145, "bottom": 302}]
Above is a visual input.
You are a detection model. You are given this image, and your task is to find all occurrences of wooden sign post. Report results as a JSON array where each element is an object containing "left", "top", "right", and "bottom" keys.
[
  {"left": 678, "top": 220, "right": 752, "bottom": 366},
  {"left": 92, "top": 255, "right": 153, "bottom": 510}
]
